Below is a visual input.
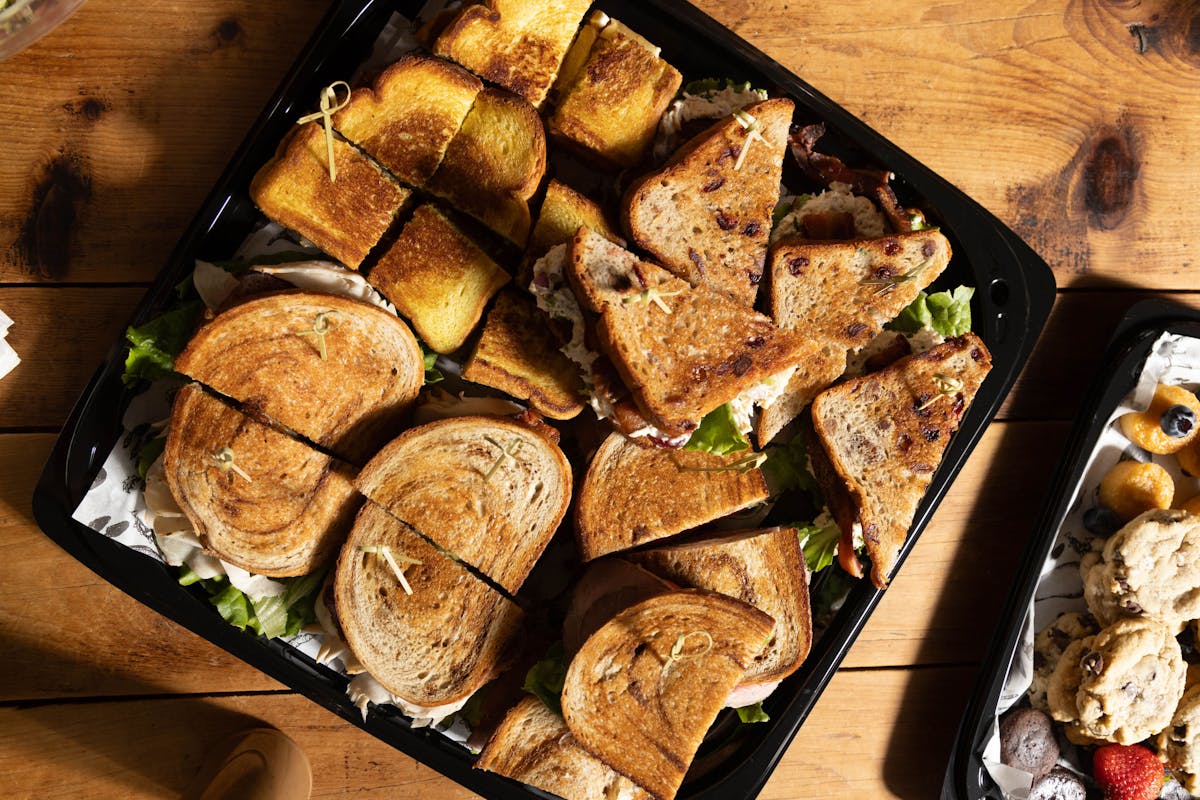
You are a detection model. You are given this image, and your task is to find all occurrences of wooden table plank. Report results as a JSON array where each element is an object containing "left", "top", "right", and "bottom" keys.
[{"left": 0, "top": 667, "right": 973, "bottom": 799}]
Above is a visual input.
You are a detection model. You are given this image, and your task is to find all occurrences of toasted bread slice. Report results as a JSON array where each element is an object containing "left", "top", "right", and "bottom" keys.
[
  {"left": 249, "top": 123, "right": 411, "bottom": 269},
  {"left": 332, "top": 55, "right": 482, "bottom": 186},
  {"left": 562, "top": 559, "right": 673, "bottom": 655},
  {"left": 163, "top": 385, "right": 360, "bottom": 577},
  {"left": 173, "top": 292, "right": 424, "bottom": 466},
  {"left": 355, "top": 416, "right": 572, "bottom": 594},
  {"left": 623, "top": 98, "right": 793, "bottom": 306},
  {"left": 527, "top": 180, "right": 622, "bottom": 263},
  {"left": 549, "top": 19, "right": 681, "bottom": 169},
  {"left": 462, "top": 289, "right": 586, "bottom": 419},
  {"left": 433, "top": 0, "right": 592, "bottom": 108},
  {"left": 561, "top": 590, "right": 774, "bottom": 800},
  {"left": 426, "top": 88, "right": 547, "bottom": 244},
  {"left": 575, "top": 432, "right": 769, "bottom": 561},
  {"left": 630, "top": 527, "right": 812, "bottom": 692},
  {"left": 334, "top": 502, "right": 523, "bottom": 711},
  {"left": 567, "top": 228, "right": 812, "bottom": 438},
  {"left": 476, "top": 696, "right": 651, "bottom": 800},
  {"left": 807, "top": 333, "right": 993, "bottom": 588},
  {"left": 368, "top": 204, "right": 510, "bottom": 354},
  {"left": 756, "top": 231, "right": 953, "bottom": 445}
]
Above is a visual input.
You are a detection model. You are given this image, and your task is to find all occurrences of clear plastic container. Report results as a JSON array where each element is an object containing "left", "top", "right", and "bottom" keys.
[{"left": 0, "top": 0, "right": 86, "bottom": 61}]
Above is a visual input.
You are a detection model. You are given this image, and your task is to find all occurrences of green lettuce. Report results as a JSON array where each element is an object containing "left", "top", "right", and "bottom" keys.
[
  {"left": 185, "top": 570, "right": 323, "bottom": 640},
  {"left": 523, "top": 642, "right": 569, "bottom": 716},
  {"left": 682, "top": 77, "right": 758, "bottom": 96},
  {"left": 795, "top": 522, "right": 841, "bottom": 573},
  {"left": 887, "top": 286, "right": 974, "bottom": 338},
  {"left": 422, "top": 346, "right": 444, "bottom": 385},
  {"left": 135, "top": 435, "right": 166, "bottom": 480},
  {"left": 736, "top": 702, "right": 770, "bottom": 724},
  {"left": 122, "top": 300, "right": 203, "bottom": 385},
  {"left": 684, "top": 404, "right": 750, "bottom": 455},
  {"left": 762, "top": 434, "right": 823, "bottom": 506}
]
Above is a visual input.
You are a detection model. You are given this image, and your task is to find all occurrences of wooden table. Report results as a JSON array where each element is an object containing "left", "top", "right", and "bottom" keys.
[{"left": 0, "top": 0, "right": 1193, "bottom": 796}]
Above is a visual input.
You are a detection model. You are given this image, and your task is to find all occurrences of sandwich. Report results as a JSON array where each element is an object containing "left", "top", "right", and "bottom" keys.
[
  {"left": 162, "top": 384, "right": 360, "bottom": 577},
  {"left": 756, "top": 230, "right": 953, "bottom": 445},
  {"left": 562, "top": 558, "right": 674, "bottom": 655},
  {"left": 461, "top": 289, "right": 587, "bottom": 420},
  {"left": 560, "top": 590, "right": 774, "bottom": 800},
  {"left": 333, "top": 502, "right": 524, "bottom": 720},
  {"left": 366, "top": 203, "right": 510, "bottom": 354},
  {"left": 522, "top": 179, "right": 622, "bottom": 284},
  {"left": 433, "top": 0, "right": 593, "bottom": 109},
  {"left": 425, "top": 87, "right": 547, "bottom": 245},
  {"left": 575, "top": 432, "right": 769, "bottom": 560},
  {"left": 354, "top": 415, "right": 572, "bottom": 594},
  {"left": 249, "top": 122, "right": 412, "bottom": 270},
  {"left": 623, "top": 98, "right": 794, "bottom": 307},
  {"left": 332, "top": 54, "right": 482, "bottom": 187},
  {"left": 562, "top": 227, "right": 811, "bottom": 442},
  {"left": 629, "top": 527, "right": 813, "bottom": 709},
  {"left": 476, "top": 695, "right": 650, "bottom": 800},
  {"left": 549, "top": 12, "right": 682, "bottom": 169},
  {"left": 807, "top": 333, "right": 993, "bottom": 588},
  {"left": 172, "top": 291, "right": 425, "bottom": 466}
]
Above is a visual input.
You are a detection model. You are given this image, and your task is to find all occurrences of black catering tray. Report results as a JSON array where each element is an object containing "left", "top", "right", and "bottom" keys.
[
  {"left": 941, "top": 299, "right": 1200, "bottom": 799},
  {"left": 33, "top": 1, "right": 1056, "bottom": 798}
]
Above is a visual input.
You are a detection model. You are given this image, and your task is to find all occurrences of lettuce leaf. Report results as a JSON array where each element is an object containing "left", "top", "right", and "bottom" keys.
[
  {"left": 136, "top": 435, "right": 166, "bottom": 480},
  {"left": 736, "top": 702, "right": 770, "bottom": 724},
  {"left": 523, "top": 642, "right": 569, "bottom": 716},
  {"left": 682, "top": 78, "right": 762, "bottom": 97},
  {"left": 684, "top": 404, "right": 750, "bottom": 455},
  {"left": 796, "top": 522, "right": 841, "bottom": 573},
  {"left": 422, "top": 346, "right": 444, "bottom": 385},
  {"left": 122, "top": 300, "right": 203, "bottom": 386},
  {"left": 186, "top": 570, "right": 323, "bottom": 640},
  {"left": 887, "top": 286, "right": 974, "bottom": 338},
  {"left": 762, "top": 434, "right": 822, "bottom": 505}
]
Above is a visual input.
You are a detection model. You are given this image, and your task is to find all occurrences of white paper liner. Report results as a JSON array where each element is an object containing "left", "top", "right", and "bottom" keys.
[
  {"left": 0, "top": 307, "right": 18, "bottom": 381},
  {"left": 982, "top": 332, "right": 1200, "bottom": 797}
]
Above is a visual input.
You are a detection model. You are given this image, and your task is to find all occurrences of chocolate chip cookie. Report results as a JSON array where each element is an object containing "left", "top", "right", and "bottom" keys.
[
  {"left": 1073, "top": 617, "right": 1186, "bottom": 744},
  {"left": 1083, "top": 509, "right": 1200, "bottom": 633},
  {"left": 1029, "top": 611, "right": 1099, "bottom": 712},
  {"left": 1157, "top": 682, "right": 1200, "bottom": 794}
]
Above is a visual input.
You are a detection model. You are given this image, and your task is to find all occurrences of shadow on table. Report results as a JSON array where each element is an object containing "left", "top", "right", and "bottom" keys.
[
  {"left": 880, "top": 278, "right": 1177, "bottom": 797},
  {"left": 0, "top": 632, "right": 274, "bottom": 796}
]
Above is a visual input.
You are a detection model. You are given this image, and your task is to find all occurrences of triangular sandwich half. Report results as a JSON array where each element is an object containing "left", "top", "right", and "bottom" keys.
[
  {"left": 566, "top": 228, "right": 810, "bottom": 440},
  {"left": 623, "top": 98, "right": 793, "bottom": 306},
  {"left": 333, "top": 502, "right": 523, "bottom": 719},
  {"left": 173, "top": 291, "right": 425, "bottom": 466},
  {"left": 807, "top": 333, "right": 993, "bottom": 588},
  {"left": 562, "top": 558, "right": 673, "bottom": 655},
  {"left": 630, "top": 527, "right": 812, "bottom": 707},
  {"left": 561, "top": 590, "right": 774, "bottom": 800},
  {"left": 332, "top": 54, "right": 482, "bottom": 187},
  {"left": 575, "top": 432, "right": 769, "bottom": 561},
  {"left": 250, "top": 123, "right": 412, "bottom": 270},
  {"left": 163, "top": 385, "right": 360, "bottom": 577},
  {"left": 757, "top": 230, "right": 952, "bottom": 445},
  {"left": 354, "top": 415, "right": 572, "bottom": 594},
  {"left": 433, "top": 0, "right": 592, "bottom": 108},
  {"left": 476, "top": 695, "right": 651, "bottom": 800}
]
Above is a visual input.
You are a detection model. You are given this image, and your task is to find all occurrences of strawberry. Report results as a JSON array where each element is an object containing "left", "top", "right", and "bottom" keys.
[{"left": 1093, "top": 744, "right": 1164, "bottom": 800}]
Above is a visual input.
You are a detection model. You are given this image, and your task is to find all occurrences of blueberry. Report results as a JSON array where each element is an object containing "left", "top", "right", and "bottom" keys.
[
  {"left": 1083, "top": 506, "right": 1123, "bottom": 537},
  {"left": 1161, "top": 404, "right": 1196, "bottom": 439}
]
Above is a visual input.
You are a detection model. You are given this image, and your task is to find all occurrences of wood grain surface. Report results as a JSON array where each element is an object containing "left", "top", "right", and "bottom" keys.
[{"left": 0, "top": 0, "right": 1195, "bottom": 798}]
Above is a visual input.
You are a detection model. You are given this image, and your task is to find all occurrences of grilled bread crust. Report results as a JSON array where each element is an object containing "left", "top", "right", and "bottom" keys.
[
  {"left": 476, "top": 696, "right": 652, "bottom": 800},
  {"left": 807, "top": 333, "right": 993, "bottom": 588},
  {"left": 426, "top": 88, "right": 547, "bottom": 245},
  {"left": 630, "top": 527, "right": 812, "bottom": 687},
  {"left": 575, "top": 432, "right": 769, "bottom": 561},
  {"left": 549, "top": 26, "right": 682, "bottom": 169},
  {"left": 757, "top": 230, "right": 953, "bottom": 445},
  {"left": 173, "top": 291, "right": 424, "bottom": 466},
  {"left": 562, "top": 559, "right": 674, "bottom": 655},
  {"left": 561, "top": 590, "right": 774, "bottom": 800},
  {"left": 249, "top": 123, "right": 410, "bottom": 270},
  {"left": 433, "top": 0, "right": 592, "bottom": 108},
  {"left": 462, "top": 289, "right": 586, "bottom": 419},
  {"left": 526, "top": 180, "right": 623, "bottom": 264},
  {"left": 622, "top": 98, "right": 793, "bottom": 307},
  {"left": 163, "top": 385, "right": 360, "bottom": 577},
  {"left": 332, "top": 54, "right": 482, "bottom": 187},
  {"left": 368, "top": 204, "right": 510, "bottom": 354},
  {"left": 567, "top": 228, "right": 812, "bottom": 437},
  {"left": 354, "top": 416, "right": 572, "bottom": 594},
  {"left": 334, "top": 502, "right": 524, "bottom": 706}
]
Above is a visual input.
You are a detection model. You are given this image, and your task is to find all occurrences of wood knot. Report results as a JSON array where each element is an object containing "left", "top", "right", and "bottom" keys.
[
  {"left": 15, "top": 151, "right": 92, "bottom": 280},
  {"left": 1081, "top": 128, "right": 1138, "bottom": 230},
  {"left": 211, "top": 17, "right": 244, "bottom": 49}
]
